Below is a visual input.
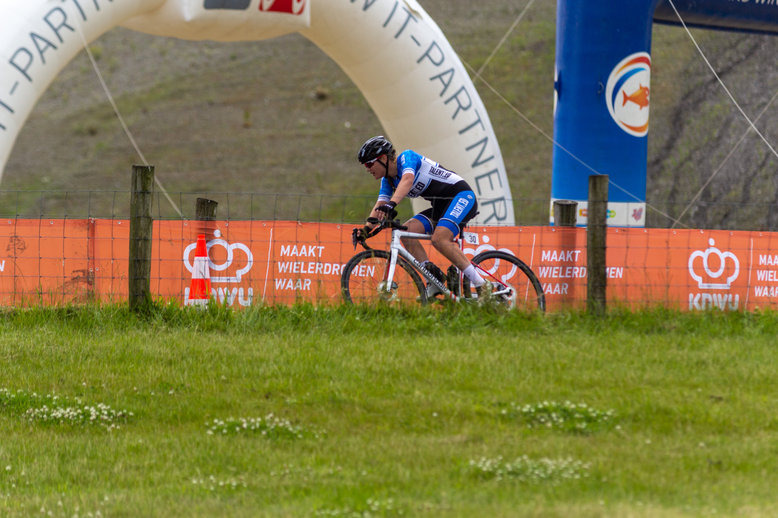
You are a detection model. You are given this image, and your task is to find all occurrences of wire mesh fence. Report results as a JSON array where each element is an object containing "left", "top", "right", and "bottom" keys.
[
  {"left": 0, "top": 190, "right": 552, "bottom": 226},
  {"left": 3, "top": 190, "right": 778, "bottom": 231},
  {"left": 0, "top": 190, "right": 775, "bottom": 312}
]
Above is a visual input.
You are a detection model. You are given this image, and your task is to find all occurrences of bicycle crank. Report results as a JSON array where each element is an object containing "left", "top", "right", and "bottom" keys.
[{"left": 495, "top": 283, "right": 517, "bottom": 308}]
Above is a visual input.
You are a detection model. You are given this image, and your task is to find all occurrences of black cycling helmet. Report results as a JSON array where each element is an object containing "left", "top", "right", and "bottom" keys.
[{"left": 358, "top": 136, "right": 393, "bottom": 164}]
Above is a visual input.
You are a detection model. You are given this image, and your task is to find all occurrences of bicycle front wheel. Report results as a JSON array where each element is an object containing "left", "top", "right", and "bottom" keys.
[
  {"left": 341, "top": 250, "right": 427, "bottom": 305},
  {"left": 471, "top": 251, "right": 545, "bottom": 312}
]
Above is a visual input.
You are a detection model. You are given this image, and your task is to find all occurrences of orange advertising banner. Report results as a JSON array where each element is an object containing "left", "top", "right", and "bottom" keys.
[{"left": 0, "top": 219, "right": 776, "bottom": 311}]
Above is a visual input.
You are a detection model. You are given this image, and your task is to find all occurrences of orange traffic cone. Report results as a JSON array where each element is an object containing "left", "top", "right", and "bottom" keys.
[{"left": 186, "top": 234, "right": 211, "bottom": 308}]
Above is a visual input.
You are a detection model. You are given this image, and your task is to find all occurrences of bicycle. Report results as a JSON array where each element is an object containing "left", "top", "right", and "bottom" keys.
[{"left": 341, "top": 217, "right": 546, "bottom": 311}]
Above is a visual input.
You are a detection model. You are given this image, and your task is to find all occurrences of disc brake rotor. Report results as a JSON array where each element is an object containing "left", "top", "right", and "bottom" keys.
[{"left": 377, "top": 280, "right": 399, "bottom": 302}]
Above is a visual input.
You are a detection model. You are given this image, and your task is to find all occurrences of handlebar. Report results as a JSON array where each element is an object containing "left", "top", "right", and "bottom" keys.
[
  {"left": 353, "top": 218, "right": 407, "bottom": 251},
  {"left": 366, "top": 217, "right": 408, "bottom": 231}
]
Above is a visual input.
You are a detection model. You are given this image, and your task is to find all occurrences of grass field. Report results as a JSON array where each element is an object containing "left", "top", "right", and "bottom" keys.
[{"left": 1, "top": 305, "right": 777, "bottom": 517}]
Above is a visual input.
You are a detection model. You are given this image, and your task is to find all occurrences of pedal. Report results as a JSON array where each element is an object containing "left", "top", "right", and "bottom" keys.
[
  {"left": 426, "top": 283, "right": 444, "bottom": 298},
  {"left": 423, "top": 262, "right": 447, "bottom": 298}
]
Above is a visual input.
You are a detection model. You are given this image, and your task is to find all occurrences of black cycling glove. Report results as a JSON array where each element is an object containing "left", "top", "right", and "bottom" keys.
[
  {"left": 376, "top": 201, "right": 398, "bottom": 221},
  {"left": 351, "top": 225, "right": 372, "bottom": 249}
]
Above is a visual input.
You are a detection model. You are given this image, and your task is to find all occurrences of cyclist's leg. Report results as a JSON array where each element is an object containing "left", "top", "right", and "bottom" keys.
[
  {"left": 430, "top": 226, "right": 468, "bottom": 269},
  {"left": 401, "top": 210, "right": 433, "bottom": 263},
  {"left": 430, "top": 192, "right": 477, "bottom": 271}
]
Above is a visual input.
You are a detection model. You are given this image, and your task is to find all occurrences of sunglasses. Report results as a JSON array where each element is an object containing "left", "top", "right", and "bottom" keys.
[{"left": 364, "top": 159, "right": 378, "bottom": 169}]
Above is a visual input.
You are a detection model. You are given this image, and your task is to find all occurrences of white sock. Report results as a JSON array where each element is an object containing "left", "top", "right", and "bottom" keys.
[{"left": 463, "top": 264, "right": 485, "bottom": 287}]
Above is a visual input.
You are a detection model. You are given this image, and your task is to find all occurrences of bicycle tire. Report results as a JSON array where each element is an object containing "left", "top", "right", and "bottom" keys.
[
  {"left": 471, "top": 251, "right": 546, "bottom": 312},
  {"left": 341, "top": 249, "right": 427, "bottom": 305}
]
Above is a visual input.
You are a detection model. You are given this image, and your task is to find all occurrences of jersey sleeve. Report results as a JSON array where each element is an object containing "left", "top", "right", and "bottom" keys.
[
  {"left": 378, "top": 177, "right": 393, "bottom": 202},
  {"left": 397, "top": 150, "right": 421, "bottom": 178}
]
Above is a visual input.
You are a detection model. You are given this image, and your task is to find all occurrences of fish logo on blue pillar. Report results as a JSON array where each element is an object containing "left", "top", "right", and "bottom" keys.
[
  {"left": 204, "top": 0, "right": 251, "bottom": 9},
  {"left": 605, "top": 52, "right": 651, "bottom": 138}
]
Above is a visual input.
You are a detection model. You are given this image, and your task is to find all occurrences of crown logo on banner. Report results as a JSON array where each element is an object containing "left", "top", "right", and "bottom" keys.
[
  {"left": 688, "top": 238, "right": 740, "bottom": 290},
  {"left": 184, "top": 237, "right": 254, "bottom": 283}
]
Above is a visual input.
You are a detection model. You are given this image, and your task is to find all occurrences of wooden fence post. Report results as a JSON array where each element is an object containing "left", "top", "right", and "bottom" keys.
[
  {"left": 587, "top": 175, "right": 608, "bottom": 315},
  {"left": 129, "top": 165, "right": 154, "bottom": 311},
  {"left": 196, "top": 198, "right": 218, "bottom": 221},
  {"left": 555, "top": 200, "right": 579, "bottom": 307},
  {"left": 195, "top": 198, "right": 218, "bottom": 238},
  {"left": 554, "top": 200, "right": 578, "bottom": 227}
]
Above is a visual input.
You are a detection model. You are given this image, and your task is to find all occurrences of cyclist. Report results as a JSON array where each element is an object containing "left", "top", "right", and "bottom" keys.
[{"left": 353, "top": 135, "right": 490, "bottom": 298}]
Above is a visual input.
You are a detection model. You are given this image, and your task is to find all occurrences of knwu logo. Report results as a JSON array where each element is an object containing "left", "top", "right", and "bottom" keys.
[
  {"left": 183, "top": 233, "right": 254, "bottom": 307},
  {"left": 689, "top": 238, "right": 739, "bottom": 290},
  {"left": 688, "top": 238, "right": 740, "bottom": 311}
]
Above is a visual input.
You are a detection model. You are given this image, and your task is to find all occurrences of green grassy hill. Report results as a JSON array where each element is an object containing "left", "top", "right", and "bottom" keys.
[
  {"left": 4, "top": 1, "right": 776, "bottom": 228},
  {"left": 2, "top": 306, "right": 778, "bottom": 517}
]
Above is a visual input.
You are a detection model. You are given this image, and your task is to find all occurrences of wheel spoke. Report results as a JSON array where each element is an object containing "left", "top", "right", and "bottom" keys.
[
  {"left": 342, "top": 251, "right": 425, "bottom": 305},
  {"left": 472, "top": 251, "right": 545, "bottom": 312}
]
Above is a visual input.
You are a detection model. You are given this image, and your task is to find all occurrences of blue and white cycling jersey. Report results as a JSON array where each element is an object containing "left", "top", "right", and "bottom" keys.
[{"left": 377, "top": 150, "right": 469, "bottom": 203}]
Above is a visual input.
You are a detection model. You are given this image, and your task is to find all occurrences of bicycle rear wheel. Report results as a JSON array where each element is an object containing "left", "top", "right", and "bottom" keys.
[
  {"left": 471, "top": 251, "right": 545, "bottom": 312},
  {"left": 341, "top": 250, "right": 427, "bottom": 305}
]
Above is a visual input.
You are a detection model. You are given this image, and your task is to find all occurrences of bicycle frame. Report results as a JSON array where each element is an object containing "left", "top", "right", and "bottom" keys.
[
  {"left": 385, "top": 229, "right": 458, "bottom": 301},
  {"left": 383, "top": 228, "right": 513, "bottom": 303}
]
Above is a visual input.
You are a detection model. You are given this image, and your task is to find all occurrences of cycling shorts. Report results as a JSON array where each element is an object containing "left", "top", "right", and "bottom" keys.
[{"left": 412, "top": 190, "right": 478, "bottom": 238}]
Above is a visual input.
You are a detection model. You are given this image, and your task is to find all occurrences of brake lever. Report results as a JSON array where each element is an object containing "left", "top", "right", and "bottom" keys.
[
  {"left": 394, "top": 219, "right": 408, "bottom": 231},
  {"left": 367, "top": 217, "right": 408, "bottom": 231},
  {"left": 352, "top": 234, "right": 372, "bottom": 251}
]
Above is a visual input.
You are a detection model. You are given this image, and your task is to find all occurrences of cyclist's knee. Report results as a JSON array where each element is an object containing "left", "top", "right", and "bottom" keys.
[
  {"left": 431, "top": 227, "right": 456, "bottom": 248},
  {"left": 400, "top": 235, "right": 416, "bottom": 248},
  {"left": 404, "top": 218, "right": 427, "bottom": 234}
]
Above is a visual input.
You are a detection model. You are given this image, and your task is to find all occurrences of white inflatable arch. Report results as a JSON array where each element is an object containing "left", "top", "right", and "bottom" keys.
[{"left": 0, "top": 0, "right": 513, "bottom": 225}]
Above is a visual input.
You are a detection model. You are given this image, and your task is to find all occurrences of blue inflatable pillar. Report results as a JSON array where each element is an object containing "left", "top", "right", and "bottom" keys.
[
  {"left": 551, "top": 0, "right": 778, "bottom": 227},
  {"left": 552, "top": 0, "right": 660, "bottom": 227}
]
